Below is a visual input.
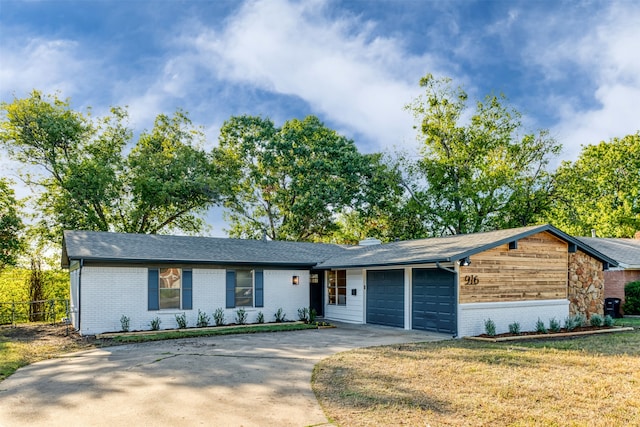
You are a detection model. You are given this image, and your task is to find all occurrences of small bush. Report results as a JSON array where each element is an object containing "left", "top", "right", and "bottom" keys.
[
  {"left": 175, "top": 312, "right": 187, "bottom": 329},
  {"left": 298, "top": 307, "right": 309, "bottom": 322},
  {"left": 535, "top": 318, "right": 547, "bottom": 334},
  {"left": 197, "top": 309, "right": 210, "bottom": 327},
  {"left": 256, "top": 311, "right": 265, "bottom": 324},
  {"left": 573, "top": 314, "right": 587, "bottom": 327},
  {"left": 623, "top": 281, "right": 640, "bottom": 314},
  {"left": 564, "top": 315, "right": 582, "bottom": 331},
  {"left": 235, "top": 308, "right": 248, "bottom": 325},
  {"left": 508, "top": 322, "right": 521, "bottom": 335},
  {"left": 213, "top": 308, "right": 225, "bottom": 326},
  {"left": 274, "top": 308, "right": 286, "bottom": 323},
  {"left": 120, "top": 315, "right": 130, "bottom": 332},
  {"left": 590, "top": 314, "right": 604, "bottom": 327},
  {"left": 484, "top": 318, "right": 496, "bottom": 337},
  {"left": 604, "top": 314, "right": 615, "bottom": 327},
  {"left": 150, "top": 317, "right": 161, "bottom": 331},
  {"left": 549, "top": 317, "right": 561, "bottom": 332},
  {"left": 308, "top": 307, "right": 317, "bottom": 324}
]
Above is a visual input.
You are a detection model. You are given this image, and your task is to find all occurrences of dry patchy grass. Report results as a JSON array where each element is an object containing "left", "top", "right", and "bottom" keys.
[{"left": 313, "top": 331, "right": 640, "bottom": 426}]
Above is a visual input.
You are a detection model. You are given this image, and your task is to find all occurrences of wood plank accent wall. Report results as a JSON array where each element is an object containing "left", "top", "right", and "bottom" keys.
[{"left": 459, "top": 231, "right": 568, "bottom": 303}]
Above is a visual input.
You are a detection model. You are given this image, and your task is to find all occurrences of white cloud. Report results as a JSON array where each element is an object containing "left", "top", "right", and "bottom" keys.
[
  {"left": 523, "top": 2, "right": 640, "bottom": 158},
  {"left": 188, "top": 0, "right": 438, "bottom": 152}
]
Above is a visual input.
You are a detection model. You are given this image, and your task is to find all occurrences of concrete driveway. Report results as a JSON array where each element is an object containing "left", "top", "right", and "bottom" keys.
[{"left": 0, "top": 323, "right": 449, "bottom": 427}]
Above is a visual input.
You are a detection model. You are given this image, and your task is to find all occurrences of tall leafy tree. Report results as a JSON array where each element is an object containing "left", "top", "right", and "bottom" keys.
[
  {"left": 405, "top": 74, "right": 561, "bottom": 235},
  {"left": 214, "top": 115, "right": 371, "bottom": 241},
  {"left": 1, "top": 91, "right": 220, "bottom": 241},
  {"left": 0, "top": 178, "right": 24, "bottom": 269},
  {"left": 548, "top": 133, "right": 640, "bottom": 237}
]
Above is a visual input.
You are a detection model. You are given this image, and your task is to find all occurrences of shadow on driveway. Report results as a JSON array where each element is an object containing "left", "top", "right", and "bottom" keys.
[{"left": 0, "top": 323, "right": 449, "bottom": 426}]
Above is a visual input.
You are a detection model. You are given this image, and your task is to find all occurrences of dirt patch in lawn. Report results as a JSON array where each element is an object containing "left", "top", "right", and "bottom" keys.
[
  {"left": 0, "top": 323, "right": 98, "bottom": 381},
  {"left": 313, "top": 331, "right": 640, "bottom": 426}
]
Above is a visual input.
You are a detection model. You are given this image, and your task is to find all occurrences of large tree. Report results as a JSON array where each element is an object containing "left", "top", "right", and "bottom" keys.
[
  {"left": 214, "top": 115, "right": 373, "bottom": 241},
  {"left": 0, "top": 178, "right": 24, "bottom": 269},
  {"left": 404, "top": 74, "right": 561, "bottom": 236},
  {"left": 548, "top": 133, "right": 640, "bottom": 238},
  {"left": 1, "top": 91, "right": 220, "bottom": 241}
]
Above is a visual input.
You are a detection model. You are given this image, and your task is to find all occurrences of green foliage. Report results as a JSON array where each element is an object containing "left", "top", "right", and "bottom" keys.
[
  {"left": 508, "top": 322, "right": 521, "bottom": 335},
  {"left": 196, "top": 309, "right": 210, "bottom": 327},
  {"left": 235, "top": 308, "right": 247, "bottom": 325},
  {"left": 297, "top": 307, "right": 308, "bottom": 322},
  {"left": 150, "top": 317, "right": 161, "bottom": 331},
  {"left": 120, "top": 315, "right": 130, "bottom": 332},
  {"left": 549, "top": 318, "right": 561, "bottom": 332},
  {"left": 623, "top": 281, "right": 640, "bottom": 314},
  {"left": 589, "top": 314, "right": 604, "bottom": 327},
  {"left": 0, "top": 179, "right": 25, "bottom": 269},
  {"left": 0, "top": 91, "right": 220, "bottom": 242},
  {"left": 564, "top": 314, "right": 585, "bottom": 332},
  {"left": 404, "top": 74, "right": 561, "bottom": 235},
  {"left": 256, "top": 311, "right": 265, "bottom": 324},
  {"left": 213, "top": 308, "right": 225, "bottom": 326},
  {"left": 548, "top": 133, "right": 640, "bottom": 237},
  {"left": 274, "top": 308, "right": 286, "bottom": 323},
  {"left": 175, "top": 312, "right": 187, "bottom": 329},
  {"left": 604, "top": 315, "right": 615, "bottom": 327},
  {"left": 484, "top": 318, "right": 496, "bottom": 337},
  {"left": 308, "top": 307, "right": 317, "bottom": 324},
  {"left": 0, "top": 266, "right": 68, "bottom": 302},
  {"left": 535, "top": 318, "right": 547, "bottom": 334},
  {"left": 214, "top": 115, "right": 374, "bottom": 241}
]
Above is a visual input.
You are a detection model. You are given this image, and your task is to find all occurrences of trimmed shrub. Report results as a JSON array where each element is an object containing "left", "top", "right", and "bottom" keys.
[
  {"left": 213, "top": 308, "right": 225, "bottom": 326},
  {"left": 590, "top": 314, "right": 604, "bottom": 327},
  {"left": 120, "top": 315, "right": 130, "bottom": 332},
  {"left": 235, "top": 308, "right": 248, "bottom": 325},
  {"left": 604, "top": 314, "right": 615, "bottom": 327},
  {"left": 535, "top": 318, "right": 547, "bottom": 334},
  {"left": 150, "top": 317, "right": 161, "bottom": 331},
  {"left": 175, "top": 312, "right": 187, "bottom": 329},
  {"left": 197, "top": 309, "right": 210, "bottom": 327},
  {"left": 623, "top": 281, "right": 640, "bottom": 314},
  {"left": 484, "top": 318, "right": 496, "bottom": 337},
  {"left": 508, "top": 322, "right": 521, "bottom": 335},
  {"left": 549, "top": 317, "right": 561, "bottom": 332}
]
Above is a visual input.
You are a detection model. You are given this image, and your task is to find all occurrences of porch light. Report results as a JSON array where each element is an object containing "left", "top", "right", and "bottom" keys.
[
  {"left": 459, "top": 257, "right": 471, "bottom": 267},
  {"left": 292, "top": 275, "right": 299, "bottom": 285}
]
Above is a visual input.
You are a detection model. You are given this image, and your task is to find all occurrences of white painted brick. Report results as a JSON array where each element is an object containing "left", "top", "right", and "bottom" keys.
[{"left": 458, "top": 299, "right": 569, "bottom": 337}]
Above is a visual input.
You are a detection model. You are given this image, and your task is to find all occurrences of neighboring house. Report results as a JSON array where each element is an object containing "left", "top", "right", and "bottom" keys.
[
  {"left": 575, "top": 236, "right": 640, "bottom": 312},
  {"left": 62, "top": 224, "right": 616, "bottom": 337}
]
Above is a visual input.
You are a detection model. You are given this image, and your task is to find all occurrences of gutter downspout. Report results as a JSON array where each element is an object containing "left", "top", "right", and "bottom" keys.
[{"left": 78, "top": 259, "right": 83, "bottom": 334}]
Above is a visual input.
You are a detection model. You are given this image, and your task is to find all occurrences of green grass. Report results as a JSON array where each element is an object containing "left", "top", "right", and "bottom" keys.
[
  {"left": 616, "top": 316, "right": 640, "bottom": 328},
  {"left": 102, "top": 322, "right": 319, "bottom": 343}
]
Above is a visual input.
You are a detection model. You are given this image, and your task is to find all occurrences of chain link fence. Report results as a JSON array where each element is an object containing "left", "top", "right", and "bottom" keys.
[{"left": 0, "top": 299, "right": 70, "bottom": 327}]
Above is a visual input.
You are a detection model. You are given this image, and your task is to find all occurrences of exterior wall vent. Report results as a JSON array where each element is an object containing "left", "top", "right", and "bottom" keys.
[{"left": 359, "top": 237, "right": 382, "bottom": 246}]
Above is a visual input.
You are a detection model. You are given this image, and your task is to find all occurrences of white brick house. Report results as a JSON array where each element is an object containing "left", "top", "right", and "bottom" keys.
[{"left": 62, "top": 225, "right": 617, "bottom": 337}]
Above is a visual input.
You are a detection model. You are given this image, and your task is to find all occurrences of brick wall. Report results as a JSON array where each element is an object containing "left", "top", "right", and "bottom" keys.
[{"left": 605, "top": 269, "right": 640, "bottom": 313}]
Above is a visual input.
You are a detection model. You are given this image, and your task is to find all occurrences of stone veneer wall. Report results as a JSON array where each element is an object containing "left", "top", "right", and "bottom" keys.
[{"left": 568, "top": 251, "right": 604, "bottom": 318}]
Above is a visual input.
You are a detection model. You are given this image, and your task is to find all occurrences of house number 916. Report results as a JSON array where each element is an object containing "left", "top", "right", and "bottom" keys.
[{"left": 464, "top": 275, "right": 479, "bottom": 285}]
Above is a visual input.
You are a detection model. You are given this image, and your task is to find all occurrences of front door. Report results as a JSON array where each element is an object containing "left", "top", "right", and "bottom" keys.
[{"left": 309, "top": 270, "right": 324, "bottom": 316}]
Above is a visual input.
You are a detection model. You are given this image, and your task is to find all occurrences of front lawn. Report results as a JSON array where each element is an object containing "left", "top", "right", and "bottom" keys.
[{"left": 313, "top": 329, "right": 640, "bottom": 426}]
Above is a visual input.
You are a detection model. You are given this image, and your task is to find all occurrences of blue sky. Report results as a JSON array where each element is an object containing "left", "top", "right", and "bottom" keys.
[{"left": 1, "top": 0, "right": 639, "bottom": 236}]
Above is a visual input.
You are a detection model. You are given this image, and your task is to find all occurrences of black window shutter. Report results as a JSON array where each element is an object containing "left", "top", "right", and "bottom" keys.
[{"left": 148, "top": 269, "right": 159, "bottom": 311}]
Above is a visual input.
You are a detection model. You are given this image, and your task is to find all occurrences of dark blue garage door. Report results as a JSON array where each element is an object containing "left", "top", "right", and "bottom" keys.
[
  {"left": 412, "top": 268, "right": 456, "bottom": 334},
  {"left": 366, "top": 269, "right": 404, "bottom": 328}
]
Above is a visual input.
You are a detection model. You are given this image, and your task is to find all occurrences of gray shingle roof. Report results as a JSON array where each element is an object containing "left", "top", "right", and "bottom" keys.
[
  {"left": 62, "top": 224, "right": 618, "bottom": 270},
  {"left": 575, "top": 237, "right": 640, "bottom": 268},
  {"left": 316, "top": 224, "right": 618, "bottom": 269},
  {"left": 62, "top": 230, "right": 352, "bottom": 268}
]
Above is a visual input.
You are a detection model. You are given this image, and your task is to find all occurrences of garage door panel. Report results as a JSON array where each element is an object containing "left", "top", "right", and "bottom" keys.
[
  {"left": 412, "top": 268, "right": 456, "bottom": 334},
  {"left": 366, "top": 269, "right": 404, "bottom": 328}
]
